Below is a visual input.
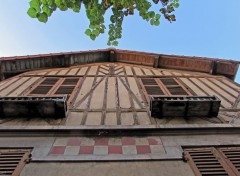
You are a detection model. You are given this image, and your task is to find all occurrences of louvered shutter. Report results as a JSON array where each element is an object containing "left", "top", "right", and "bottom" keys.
[
  {"left": 184, "top": 147, "right": 240, "bottom": 176},
  {"left": 0, "top": 149, "right": 31, "bottom": 176},
  {"left": 141, "top": 78, "right": 165, "bottom": 96},
  {"left": 53, "top": 78, "right": 79, "bottom": 95},
  {"left": 159, "top": 78, "right": 188, "bottom": 95},
  {"left": 29, "top": 78, "right": 60, "bottom": 95}
]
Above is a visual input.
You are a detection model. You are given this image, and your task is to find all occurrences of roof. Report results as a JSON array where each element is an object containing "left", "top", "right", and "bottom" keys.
[{"left": 0, "top": 48, "right": 239, "bottom": 80}]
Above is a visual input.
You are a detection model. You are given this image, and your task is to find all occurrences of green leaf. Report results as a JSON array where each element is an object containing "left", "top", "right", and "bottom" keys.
[
  {"left": 41, "top": 0, "right": 47, "bottom": 5},
  {"left": 150, "top": 19, "right": 154, "bottom": 25},
  {"left": 37, "top": 12, "right": 48, "bottom": 23},
  {"left": 155, "top": 14, "right": 161, "bottom": 20},
  {"left": 148, "top": 11, "right": 155, "bottom": 18},
  {"left": 173, "top": 3, "right": 180, "bottom": 8},
  {"left": 92, "top": 30, "right": 100, "bottom": 36},
  {"left": 29, "top": 0, "right": 41, "bottom": 12},
  {"left": 154, "top": 20, "right": 160, "bottom": 26},
  {"left": 90, "top": 34, "right": 96, "bottom": 40},
  {"left": 112, "top": 41, "right": 118, "bottom": 46},
  {"left": 85, "top": 29, "right": 91, "bottom": 36},
  {"left": 27, "top": 8, "right": 37, "bottom": 18},
  {"left": 42, "top": 5, "right": 52, "bottom": 16}
]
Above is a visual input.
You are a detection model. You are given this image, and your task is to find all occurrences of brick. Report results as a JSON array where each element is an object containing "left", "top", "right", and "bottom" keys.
[
  {"left": 122, "top": 146, "right": 137, "bottom": 155},
  {"left": 108, "top": 138, "right": 122, "bottom": 145},
  {"left": 122, "top": 137, "right": 135, "bottom": 145},
  {"left": 64, "top": 146, "right": 80, "bottom": 155},
  {"left": 49, "top": 146, "right": 65, "bottom": 155},
  {"left": 80, "top": 138, "right": 95, "bottom": 146},
  {"left": 148, "top": 137, "right": 161, "bottom": 145},
  {"left": 108, "top": 145, "right": 122, "bottom": 154},
  {"left": 150, "top": 145, "right": 165, "bottom": 154},
  {"left": 53, "top": 138, "right": 68, "bottom": 146},
  {"left": 67, "top": 138, "right": 81, "bottom": 146},
  {"left": 135, "top": 138, "right": 149, "bottom": 145},
  {"left": 94, "top": 138, "right": 108, "bottom": 146},
  {"left": 136, "top": 145, "right": 151, "bottom": 154},
  {"left": 94, "top": 146, "right": 108, "bottom": 155},
  {"left": 79, "top": 146, "right": 94, "bottom": 154}
]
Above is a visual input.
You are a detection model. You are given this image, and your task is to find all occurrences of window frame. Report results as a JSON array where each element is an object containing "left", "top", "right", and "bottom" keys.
[
  {"left": 24, "top": 77, "right": 82, "bottom": 105},
  {"left": 139, "top": 77, "right": 192, "bottom": 103},
  {"left": 0, "top": 149, "right": 31, "bottom": 176},
  {"left": 183, "top": 147, "right": 240, "bottom": 176}
]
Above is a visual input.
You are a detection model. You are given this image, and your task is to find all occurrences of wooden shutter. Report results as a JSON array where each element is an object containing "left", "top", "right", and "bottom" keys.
[
  {"left": 159, "top": 78, "right": 189, "bottom": 95},
  {"left": 28, "top": 78, "right": 60, "bottom": 95},
  {"left": 183, "top": 147, "right": 240, "bottom": 176},
  {"left": 0, "top": 149, "right": 31, "bottom": 176},
  {"left": 141, "top": 78, "right": 165, "bottom": 96}
]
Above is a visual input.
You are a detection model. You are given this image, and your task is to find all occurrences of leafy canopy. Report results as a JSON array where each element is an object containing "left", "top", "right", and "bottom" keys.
[{"left": 27, "top": 0, "right": 179, "bottom": 46}]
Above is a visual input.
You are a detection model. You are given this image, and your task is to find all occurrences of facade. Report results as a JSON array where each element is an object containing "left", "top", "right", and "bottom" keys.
[{"left": 0, "top": 48, "right": 239, "bottom": 176}]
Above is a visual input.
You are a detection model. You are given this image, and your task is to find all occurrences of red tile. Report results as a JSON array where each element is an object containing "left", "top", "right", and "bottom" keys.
[
  {"left": 94, "top": 138, "right": 109, "bottom": 145},
  {"left": 136, "top": 145, "right": 151, "bottom": 154},
  {"left": 122, "top": 137, "right": 135, "bottom": 145},
  {"left": 108, "top": 146, "right": 122, "bottom": 154},
  {"left": 79, "top": 146, "right": 94, "bottom": 154},
  {"left": 148, "top": 138, "right": 159, "bottom": 145},
  {"left": 67, "top": 138, "right": 81, "bottom": 146},
  {"left": 49, "top": 146, "right": 65, "bottom": 155}
]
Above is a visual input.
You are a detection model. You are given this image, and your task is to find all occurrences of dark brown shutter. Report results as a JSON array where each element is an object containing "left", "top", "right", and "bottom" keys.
[
  {"left": 184, "top": 147, "right": 240, "bottom": 176},
  {"left": 30, "top": 86, "right": 52, "bottom": 94},
  {"left": 141, "top": 78, "right": 165, "bottom": 96},
  {"left": 40, "top": 78, "right": 59, "bottom": 85},
  {"left": 54, "top": 86, "right": 75, "bottom": 94},
  {"left": 62, "top": 78, "right": 79, "bottom": 85},
  {"left": 29, "top": 78, "right": 60, "bottom": 95},
  {"left": 160, "top": 78, "right": 188, "bottom": 95},
  {"left": 219, "top": 147, "right": 240, "bottom": 173},
  {"left": 0, "top": 149, "right": 31, "bottom": 176}
]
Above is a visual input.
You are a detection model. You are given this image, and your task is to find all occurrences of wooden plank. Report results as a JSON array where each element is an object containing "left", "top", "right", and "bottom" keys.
[
  {"left": 107, "top": 77, "right": 116, "bottom": 109},
  {"left": 200, "top": 78, "right": 236, "bottom": 103},
  {"left": 121, "top": 112, "right": 134, "bottom": 125},
  {"left": 133, "top": 67, "right": 144, "bottom": 76},
  {"left": 77, "top": 67, "right": 88, "bottom": 75},
  {"left": 105, "top": 112, "right": 117, "bottom": 125},
  {"left": 66, "top": 112, "right": 83, "bottom": 126},
  {"left": 85, "top": 112, "right": 102, "bottom": 125},
  {"left": 47, "top": 70, "right": 58, "bottom": 75},
  {"left": 162, "top": 71, "right": 173, "bottom": 76},
  {"left": 190, "top": 78, "right": 231, "bottom": 108},
  {"left": 152, "top": 69, "right": 163, "bottom": 76},
  {"left": 118, "top": 78, "right": 131, "bottom": 109},
  {"left": 221, "top": 79, "right": 240, "bottom": 91},
  {"left": 87, "top": 66, "right": 98, "bottom": 75},
  {"left": 180, "top": 78, "right": 207, "bottom": 96},
  {"left": 74, "top": 77, "right": 95, "bottom": 109},
  {"left": 0, "top": 77, "right": 18, "bottom": 91},
  {"left": 127, "top": 77, "right": 145, "bottom": 108},
  {"left": 137, "top": 112, "right": 151, "bottom": 125},
  {"left": 125, "top": 66, "right": 133, "bottom": 75},
  {"left": 57, "top": 69, "right": 68, "bottom": 75},
  {"left": 0, "top": 77, "right": 29, "bottom": 96},
  {"left": 67, "top": 68, "right": 79, "bottom": 75},
  {"left": 172, "top": 72, "right": 182, "bottom": 76},
  {"left": 37, "top": 71, "right": 48, "bottom": 75},
  {"left": 8, "top": 77, "right": 41, "bottom": 96},
  {"left": 142, "top": 68, "right": 153, "bottom": 75},
  {"left": 90, "top": 77, "right": 105, "bottom": 109}
]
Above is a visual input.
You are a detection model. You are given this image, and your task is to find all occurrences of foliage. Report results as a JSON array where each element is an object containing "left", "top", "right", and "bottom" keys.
[{"left": 27, "top": 0, "right": 179, "bottom": 45}]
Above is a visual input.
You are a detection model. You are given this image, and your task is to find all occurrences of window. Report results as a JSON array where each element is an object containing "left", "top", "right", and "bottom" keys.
[
  {"left": 140, "top": 78, "right": 192, "bottom": 102},
  {"left": 183, "top": 147, "right": 240, "bottom": 176},
  {"left": 26, "top": 77, "right": 81, "bottom": 105},
  {"left": 0, "top": 149, "right": 31, "bottom": 176}
]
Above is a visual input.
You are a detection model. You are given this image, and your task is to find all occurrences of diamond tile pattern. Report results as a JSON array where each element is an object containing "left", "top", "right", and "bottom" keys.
[{"left": 49, "top": 136, "right": 164, "bottom": 156}]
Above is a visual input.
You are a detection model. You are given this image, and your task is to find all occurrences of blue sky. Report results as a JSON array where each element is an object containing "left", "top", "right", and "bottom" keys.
[{"left": 0, "top": 1, "right": 239, "bottom": 83}]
